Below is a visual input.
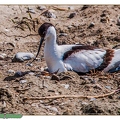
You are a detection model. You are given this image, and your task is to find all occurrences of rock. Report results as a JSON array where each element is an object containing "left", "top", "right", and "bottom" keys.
[
  {"left": 19, "top": 80, "right": 27, "bottom": 84},
  {"left": 88, "top": 22, "right": 95, "bottom": 28},
  {"left": 65, "top": 84, "right": 69, "bottom": 89},
  {"left": 12, "top": 52, "right": 34, "bottom": 62},
  {"left": 7, "top": 69, "right": 15, "bottom": 74},
  {"left": 68, "top": 13, "right": 76, "bottom": 18},
  {"left": 41, "top": 105, "right": 58, "bottom": 113},
  {"left": 26, "top": 8, "right": 36, "bottom": 14},
  {"left": 28, "top": 72, "right": 35, "bottom": 76},
  {"left": 43, "top": 10, "right": 56, "bottom": 18},
  {"left": 105, "top": 86, "right": 111, "bottom": 90},
  {"left": 0, "top": 53, "right": 7, "bottom": 60},
  {"left": 61, "top": 84, "right": 69, "bottom": 89},
  {"left": 117, "top": 16, "right": 120, "bottom": 25},
  {"left": 81, "top": 102, "right": 88, "bottom": 105},
  {"left": 26, "top": 63, "right": 33, "bottom": 67},
  {"left": 59, "top": 33, "right": 68, "bottom": 36},
  {"left": 67, "top": 25, "right": 73, "bottom": 29},
  {"left": 68, "top": 6, "right": 74, "bottom": 10},
  {"left": 37, "top": 6, "right": 46, "bottom": 10},
  {"left": 40, "top": 67, "right": 44, "bottom": 72},
  {"left": 49, "top": 107, "right": 58, "bottom": 113},
  {"left": 90, "top": 98, "right": 96, "bottom": 102},
  {"left": 14, "top": 71, "right": 23, "bottom": 77},
  {"left": 4, "top": 29, "right": 9, "bottom": 32}
]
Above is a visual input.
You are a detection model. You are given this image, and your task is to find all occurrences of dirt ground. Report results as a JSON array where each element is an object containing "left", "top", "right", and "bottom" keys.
[{"left": 0, "top": 5, "right": 120, "bottom": 115}]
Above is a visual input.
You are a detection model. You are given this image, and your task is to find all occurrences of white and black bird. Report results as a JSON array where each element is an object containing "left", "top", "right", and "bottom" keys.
[{"left": 32, "top": 22, "right": 120, "bottom": 74}]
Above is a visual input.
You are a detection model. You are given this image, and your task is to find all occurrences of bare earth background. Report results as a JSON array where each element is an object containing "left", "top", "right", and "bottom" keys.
[{"left": 0, "top": 5, "right": 120, "bottom": 115}]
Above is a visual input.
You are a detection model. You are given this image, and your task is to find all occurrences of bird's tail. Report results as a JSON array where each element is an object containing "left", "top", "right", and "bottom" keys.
[{"left": 108, "top": 49, "right": 120, "bottom": 72}]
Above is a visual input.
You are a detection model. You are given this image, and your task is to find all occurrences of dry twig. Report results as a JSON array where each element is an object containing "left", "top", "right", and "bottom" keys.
[{"left": 23, "top": 89, "right": 120, "bottom": 101}]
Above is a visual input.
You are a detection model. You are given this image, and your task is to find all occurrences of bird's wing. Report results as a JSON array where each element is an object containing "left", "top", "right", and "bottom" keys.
[{"left": 63, "top": 46, "right": 106, "bottom": 73}]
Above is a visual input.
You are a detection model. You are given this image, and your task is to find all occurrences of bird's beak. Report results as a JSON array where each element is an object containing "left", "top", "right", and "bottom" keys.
[
  {"left": 30, "top": 37, "right": 44, "bottom": 63},
  {"left": 35, "top": 37, "right": 44, "bottom": 59}
]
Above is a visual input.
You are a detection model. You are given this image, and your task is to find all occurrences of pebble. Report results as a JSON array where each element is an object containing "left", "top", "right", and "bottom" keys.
[
  {"left": 90, "top": 98, "right": 96, "bottom": 102},
  {"left": 43, "top": 105, "right": 58, "bottom": 113},
  {"left": 27, "top": 8, "right": 36, "bottom": 14},
  {"left": 40, "top": 67, "right": 44, "bottom": 72},
  {"left": 26, "top": 63, "right": 33, "bottom": 67},
  {"left": 68, "top": 13, "right": 76, "bottom": 18},
  {"left": 19, "top": 80, "right": 27, "bottom": 84},
  {"left": 105, "top": 86, "right": 111, "bottom": 90},
  {"left": 14, "top": 71, "right": 23, "bottom": 77},
  {"left": 61, "top": 84, "right": 69, "bottom": 89},
  {"left": 49, "top": 107, "right": 58, "bottom": 113},
  {"left": 81, "top": 102, "right": 88, "bottom": 105},
  {"left": 44, "top": 11, "right": 56, "bottom": 18},
  {"left": 88, "top": 22, "right": 95, "bottom": 28},
  {"left": 7, "top": 69, "right": 15, "bottom": 74},
  {"left": 117, "top": 16, "right": 120, "bottom": 25},
  {"left": 59, "top": 33, "right": 68, "bottom": 36},
  {"left": 4, "top": 29, "right": 9, "bottom": 32},
  {"left": 67, "top": 25, "right": 73, "bottom": 29},
  {"left": 28, "top": 72, "right": 35, "bottom": 76},
  {"left": 37, "top": 6, "right": 46, "bottom": 10},
  {"left": 12, "top": 52, "right": 34, "bottom": 62},
  {"left": 31, "top": 103, "right": 39, "bottom": 108},
  {"left": 68, "top": 6, "right": 74, "bottom": 10},
  {"left": 0, "top": 53, "right": 7, "bottom": 60}
]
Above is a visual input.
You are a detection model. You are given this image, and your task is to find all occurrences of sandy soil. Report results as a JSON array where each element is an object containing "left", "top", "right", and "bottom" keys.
[{"left": 0, "top": 5, "right": 120, "bottom": 115}]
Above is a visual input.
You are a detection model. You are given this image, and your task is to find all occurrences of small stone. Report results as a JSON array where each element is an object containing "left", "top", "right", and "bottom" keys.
[
  {"left": 61, "top": 84, "right": 69, "bottom": 89},
  {"left": 26, "top": 63, "right": 33, "bottom": 67},
  {"left": 117, "top": 16, "right": 120, "bottom": 26},
  {"left": 31, "top": 103, "right": 39, "bottom": 108},
  {"left": 68, "top": 13, "right": 76, "bottom": 18},
  {"left": 0, "top": 53, "right": 7, "bottom": 60},
  {"left": 59, "top": 33, "right": 68, "bottom": 36},
  {"left": 37, "top": 6, "right": 46, "bottom": 10},
  {"left": 43, "top": 11, "right": 56, "bottom": 18},
  {"left": 3, "top": 101, "right": 6, "bottom": 108},
  {"left": 28, "top": 72, "right": 35, "bottom": 76},
  {"left": 19, "top": 80, "right": 27, "bottom": 84},
  {"left": 49, "top": 107, "right": 58, "bottom": 113},
  {"left": 40, "top": 67, "right": 44, "bottom": 72},
  {"left": 7, "top": 69, "right": 15, "bottom": 74},
  {"left": 64, "top": 84, "right": 69, "bottom": 89},
  {"left": 67, "top": 25, "right": 73, "bottom": 29},
  {"left": 105, "top": 86, "right": 111, "bottom": 90},
  {"left": 90, "top": 98, "right": 96, "bottom": 102},
  {"left": 88, "top": 22, "right": 95, "bottom": 28},
  {"left": 12, "top": 52, "right": 34, "bottom": 62},
  {"left": 14, "top": 71, "right": 23, "bottom": 77},
  {"left": 27, "top": 8, "right": 36, "bottom": 14},
  {"left": 4, "top": 29, "right": 9, "bottom": 32},
  {"left": 68, "top": 6, "right": 74, "bottom": 10},
  {"left": 81, "top": 102, "right": 88, "bottom": 105}
]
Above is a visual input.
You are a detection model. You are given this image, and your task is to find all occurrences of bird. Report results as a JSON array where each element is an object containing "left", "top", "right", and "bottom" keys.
[{"left": 32, "top": 22, "right": 120, "bottom": 74}]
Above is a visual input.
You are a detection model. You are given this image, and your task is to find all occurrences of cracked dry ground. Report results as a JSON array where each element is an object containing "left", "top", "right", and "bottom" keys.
[{"left": 0, "top": 5, "right": 120, "bottom": 115}]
